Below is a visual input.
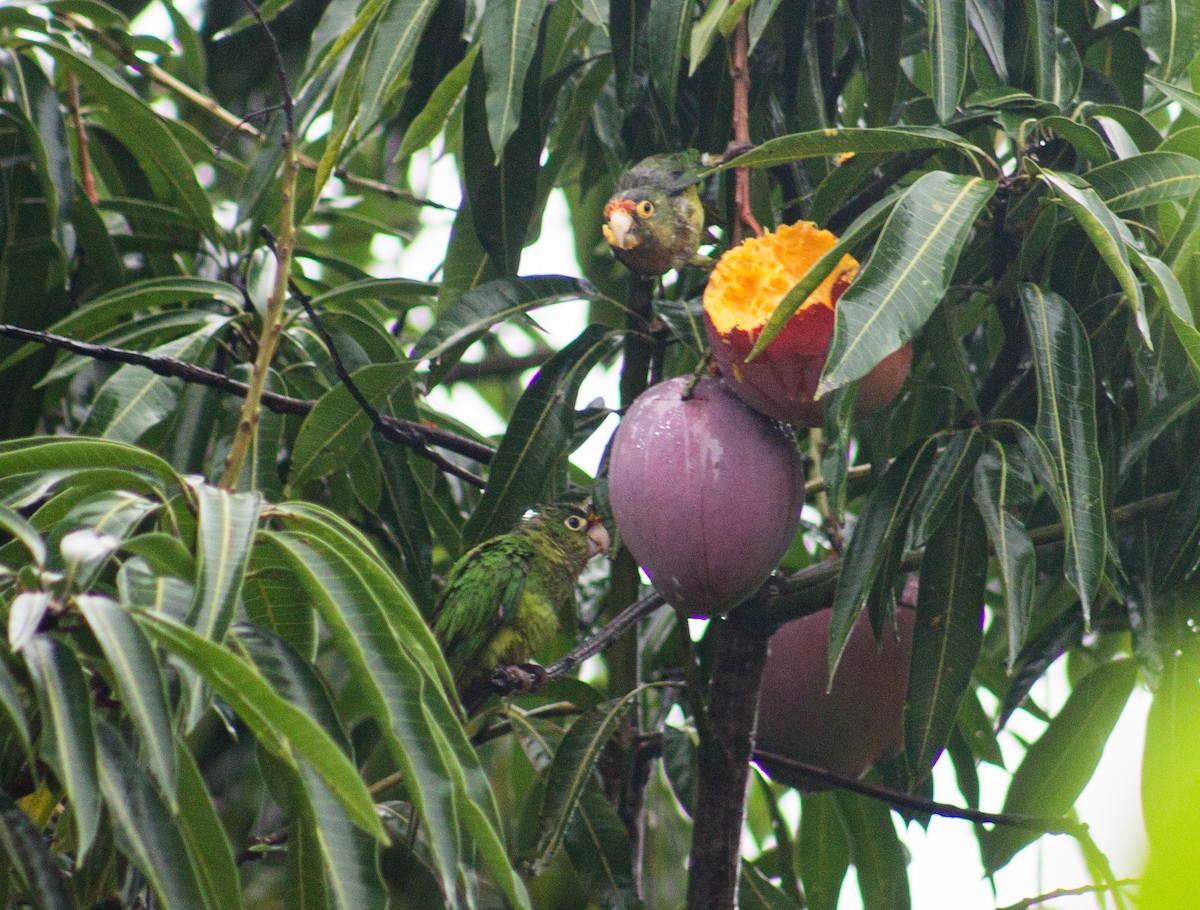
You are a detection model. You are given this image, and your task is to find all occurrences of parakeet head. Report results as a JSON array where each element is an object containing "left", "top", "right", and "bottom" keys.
[
  {"left": 526, "top": 503, "right": 610, "bottom": 559},
  {"left": 603, "top": 153, "right": 705, "bottom": 277}
]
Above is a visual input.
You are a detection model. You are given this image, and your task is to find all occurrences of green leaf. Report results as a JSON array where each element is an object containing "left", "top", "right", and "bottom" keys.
[
  {"left": 1152, "top": 453, "right": 1200, "bottom": 589},
  {"left": 358, "top": 0, "right": 439, "bottom": 130},
  {"left": 648, "top": 0, "right": 695, "bottom": 112},
  {"left": 817, "top": 172, "right": 996, "bottom": 396},
  {"left": 78, "top": 325, "right": 229, "bottom": 444},
  {"left": 259, "top": 526, "right": 529, "bottom": 909},
  {"left": 237, "top": 625, "right": 388, "bottom": 910},
  {"left": 1023, "top": 0, "right": 1056, "bottom": 102},
  {"left": 395, "top": 44, "right": 480, "bottom": 163},
  {"left": 562, "top": 786, "right": 643, "bottom": 910},
  {"left": 38, "top": 45, "right": 215, "bottom": 236},
  {"left": 135, "top": 611, "right": 387, "bottom": 842},
  {"left": 0, "top": 659, "right": 33, "bottom": 767},
  {"left": 866, "top": 1, "right": 901, "bottom": 127},
  {"left": 966, "top": 0, "right": 1007, "bottom": 81},
  {"left": 187, "top": 484, "right": 262, "bottom": 642},
  {"left": 288, "top": 363, "right": 414, "bottom": 489},
  {"left": 23, "top": 636, "right": 101, "bottom": 858},
  {"left": 533, "top": 693, "right": 639, "bottom": 872},
  {"left": 983, "top": 660, "right": 1138, "bottom": 872},
  {"left": 707, "top": 126, "right": 985, "bottom": 173},
  {"left": 463, "top": 325, "right": 619, "bottom": 547},
  {"left": 688, "top": 0, "right": 732, "bottom": 75},
  {"left": 833, "top": 791, "right": 910, "bottom": 910},
  {"left": 95, "top": 722, "right": 212, "bottom": 910},
  {"left": 1085, "top": 152, "right": 1200, "bottom": 213},
  {"left": 973, "top": 443, "right": 1036, "bottom": 666},
  {"left": 909, "top": 429, "right": 984, "bottom": 547},
  {"left": 798, "top": 791, "right": 850, "bottom": 910},
  {"left": 904, "top": 493, "right": 987, "bottom": 787},
  {"left": 174, "top": 741, "right": 244, "bottom": 910},
  {"left": 1019, "top": 284, "right": 1106, "bottom": 627},
  {"left": 928, "top": 0, "right": 967, "bottom": 121},
  {"left": 1033, "top": 164, "right": 1149, "bottom": 344},
  {"left": 413, "top": 275, "right": 604, "bottom": 365},
  {"left": 481, "top": 0, "right": 549, "bottom": 159},
  {"left": 1034, "top": 115, "right": 1111, "bottom": 167},
  {"left": 75, "top": 595, "right": 176, "bottom": 800},
  {"left": 0, "top": 792, "right": 74, "bottom": 910},
  {"left": 309, "top": 277, "right": 439, "bottom": 312},
  {"left": 747, "top": 193, "right": 898, "bottom": 361},
  {"left": 0, "top": 504, "right": 46, "bottom": 566},
  {"left": 739, "top": 861, "right": 798, "bottom": 910},
  {"left": 1140, "top": 0, "right": 1199, "bottom": 80},
  {"left": 828, "top": 441, "right": 937, "bottom": 680}
]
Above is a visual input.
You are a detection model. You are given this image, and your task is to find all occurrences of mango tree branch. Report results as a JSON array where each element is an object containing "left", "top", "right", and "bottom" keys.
[
  {"left": 0, "top": 323, "right": 494, "bottom": 478},
  {"left": 496, "top": 487, "right": 1182, "bottom": 693},
  {"left": 752, "top": 750, "right": 1088, "bottom": 836},
  {"left": 219, "top": 0, "right": 299, "bottom": 490}
]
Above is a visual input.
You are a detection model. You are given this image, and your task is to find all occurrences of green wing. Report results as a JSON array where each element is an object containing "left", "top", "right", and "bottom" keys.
[{"left": 433, "top": 538, "right": 534, "bottom": 678}]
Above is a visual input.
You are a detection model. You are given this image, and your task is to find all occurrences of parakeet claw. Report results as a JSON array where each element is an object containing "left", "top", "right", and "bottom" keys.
[{"left": 491, "top": 662, "right": 550, "bottom": 694}]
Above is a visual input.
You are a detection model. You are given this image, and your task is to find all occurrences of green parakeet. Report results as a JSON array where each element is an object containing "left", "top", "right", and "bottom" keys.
[
  {"left": 603, "top": 152, "right": 706, "bottom": 276},
  {"left": 432, "top": 504, "right": 609, "bottom": 699}
]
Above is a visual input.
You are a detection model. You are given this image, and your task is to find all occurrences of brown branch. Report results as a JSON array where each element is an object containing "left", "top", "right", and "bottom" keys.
[
  {"left": 0, "top": 323, "right": 495, "bottom": 471},
  {"left": 66, "top": 72, "right": 97, "bottom": 205},
  {"left": 220, "top": 0, "right": 298, "bottom": 488},
  {"left": 686, "top": 611, "right": 770, "bottom": 910},
  {"left": 729, "top": 16, "right": 762, "bottom": 245},
  {"left": 489, "top": 590, "right": 666, "bottom": 697},
  {"left": 753, "top": 751, "right": 1087, "bottom": 836}
]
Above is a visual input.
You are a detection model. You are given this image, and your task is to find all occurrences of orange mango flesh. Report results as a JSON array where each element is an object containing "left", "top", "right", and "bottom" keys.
[{"left": 703, "top": 221, "right": 859, "bottom": 338}]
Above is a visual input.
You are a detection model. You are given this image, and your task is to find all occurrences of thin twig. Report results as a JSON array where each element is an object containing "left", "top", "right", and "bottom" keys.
[
  {"left": 490, "top": 591, "right": 666, "bottom": 696},
  {"left": 62, "top": 14, "right": 451, "bottom": 211},
  {"left": 729, "top": 16, "right": 763, "bottom": 244},
  {"left": 219, "top": 0, "right": 299, "bottom": 488},
  {"left": 995, "top": 879, "right": 1140, "bottom": 910},
  {"left": 262, "top": 228, "right": 486, "bottom": 487},
  {"left": 66, "top": 72, "right": 97, "bottom": 205},
  {"left": 753, "top": 751, "right": 1088, "bottom": 836},
  {"left": 0, "top": 323, "right": 495, "bottom": 472}
]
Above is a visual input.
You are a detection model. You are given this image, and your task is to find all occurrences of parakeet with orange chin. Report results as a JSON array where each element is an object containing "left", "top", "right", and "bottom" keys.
[
  {"left": 432, "top": 503, "right": 609, "bottom": 703},
  {"left": 603, "top": 152, "right": 707, "bottom": 277}
]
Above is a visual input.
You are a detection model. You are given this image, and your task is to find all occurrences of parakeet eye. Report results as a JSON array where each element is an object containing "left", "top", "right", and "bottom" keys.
[
  {"left": 564, "top": 515, "right": 587, "bottom": 531},
  {"left": 635, "top": 199, "right": 655, "bottom": 218}
]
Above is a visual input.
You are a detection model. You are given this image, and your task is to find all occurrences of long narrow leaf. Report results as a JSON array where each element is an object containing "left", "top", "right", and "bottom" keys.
[
  {"left": 904, "top": 493, "right": 987, "bottom": 787},
  {"left": 928, "top": 0, "right": 968, "bottom": 121},
  {"left": 0, "top": 792, "right": 74, "bottom": 910},
  {"left": 1019, "top": 284, "right": 1106, "bottom": 626},
  {"left": 480, "top": 0, "right": 549, "bottom": 159},
  {"left": 817, "top": 172, "right": 996, "bottom": 396},
  {"left": 135, "top": 611, "right": 386, "bottom": 842},
  {"left": 22, "top": 636, "right": 101, "bottom": 858}
]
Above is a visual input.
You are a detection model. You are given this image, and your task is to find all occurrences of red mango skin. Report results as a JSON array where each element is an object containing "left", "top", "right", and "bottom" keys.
[
  {"left": 755, "top": 605, "right": 914, "bottom": 785},
  {"left": 705, "top": 305, "right": 913, "bottom": 427},
  {"left": 608, "top": 375, "right": 805, "bottom": 618}
]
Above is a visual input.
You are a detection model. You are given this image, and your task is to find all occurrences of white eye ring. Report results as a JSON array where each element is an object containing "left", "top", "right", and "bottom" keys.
[
  {"left": 635, "top": 199, "right": 655, "bottom": 218},
  {"left": 564, "top": 515, "right": 587, "bottom": 531}
]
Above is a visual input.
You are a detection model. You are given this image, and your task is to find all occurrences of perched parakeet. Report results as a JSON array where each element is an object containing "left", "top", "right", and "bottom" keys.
[
  {"left": 432, "top": 504, "right": 609, "bottom": 698},
  {"left": 603, "top": 152, "right": 706, "bottom": 276}
]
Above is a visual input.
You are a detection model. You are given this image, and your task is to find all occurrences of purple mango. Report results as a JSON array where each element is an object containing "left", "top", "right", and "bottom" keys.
[{"left": 608, "top": 375, "right": 805, "bottom": 617}]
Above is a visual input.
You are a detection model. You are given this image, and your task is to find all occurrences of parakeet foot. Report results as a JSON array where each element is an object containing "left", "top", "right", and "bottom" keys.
[{"left": 491, "top": 661, "right": 550, "bottom": 695}]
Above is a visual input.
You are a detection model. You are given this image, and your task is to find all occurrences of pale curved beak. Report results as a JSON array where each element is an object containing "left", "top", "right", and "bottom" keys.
[
  {"left": 586, "top": 519, "right": 610, "bottom": 557},
  {"left": 604, "top": 209, "right": 638, "bottom": 251}
]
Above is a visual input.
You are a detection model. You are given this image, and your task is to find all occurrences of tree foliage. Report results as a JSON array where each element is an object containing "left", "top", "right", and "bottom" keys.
[{"left": 1, "top": 0, "right": 1199, "bottom": 908}]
